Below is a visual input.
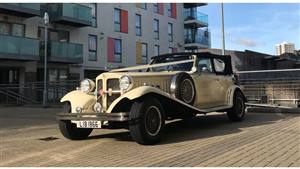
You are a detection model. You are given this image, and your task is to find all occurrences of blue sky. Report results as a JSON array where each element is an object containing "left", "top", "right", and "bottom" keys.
[{"left": 200, "top": 3, "right": 300, "bottom": 55}]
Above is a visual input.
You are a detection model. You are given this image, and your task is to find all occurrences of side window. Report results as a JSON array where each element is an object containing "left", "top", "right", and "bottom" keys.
[
  {"left": 213, "top": 59, "right": 225, "bottom": 73},
  {"left": 197, "top": 58, "right": 213, "bottom": 73}
]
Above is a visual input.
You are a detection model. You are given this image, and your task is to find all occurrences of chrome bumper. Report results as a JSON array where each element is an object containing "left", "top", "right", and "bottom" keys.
[{"left": 56, "top": 112, "right": 129, "bottom": 122}]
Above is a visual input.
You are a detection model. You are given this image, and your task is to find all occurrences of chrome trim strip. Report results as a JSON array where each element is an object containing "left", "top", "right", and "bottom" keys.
[
  {"left": 170, "top": 74, "right": 178, "bottom": 98},
  {"left": 103, "top": 90, "right": 122, "bottom": 94}
]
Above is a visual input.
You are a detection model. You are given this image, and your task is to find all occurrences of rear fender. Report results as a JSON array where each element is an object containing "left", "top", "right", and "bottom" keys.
[
  {"left": 60, "top": 90, "right": 96, "bottom": 113},
  {"left": 226, "top": 85, "right": 246, "bottom": 107}
]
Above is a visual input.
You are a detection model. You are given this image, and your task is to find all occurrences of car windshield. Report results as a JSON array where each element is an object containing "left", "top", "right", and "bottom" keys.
[{"left": 149, "top": 55, "right": 194, "bottom": 72}]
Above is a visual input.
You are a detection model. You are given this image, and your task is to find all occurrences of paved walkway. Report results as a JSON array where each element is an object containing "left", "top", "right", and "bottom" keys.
[{"left": 0, "top": 106, "right": 299, "bottom": 167}]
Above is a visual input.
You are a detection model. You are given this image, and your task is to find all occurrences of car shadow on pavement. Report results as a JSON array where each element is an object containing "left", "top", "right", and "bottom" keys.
[
  {"left": 87, "top": 112, "right": 295, "bottom": 145},
  {"left": 87, "top": 131, "right": 132, "bottom": 142}
]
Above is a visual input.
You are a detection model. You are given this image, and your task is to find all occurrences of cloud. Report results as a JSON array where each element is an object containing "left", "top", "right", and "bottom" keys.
[{"left": 235, "top": 38, "right": 257, "bottom": 47}]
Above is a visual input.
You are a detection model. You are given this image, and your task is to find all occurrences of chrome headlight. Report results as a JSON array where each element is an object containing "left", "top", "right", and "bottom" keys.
[
  {"left": 119, "top": 75, "right": 132, "bottom": 91},
  {"left": 80, "top": 79, "right": 95, "bottom": 93}
]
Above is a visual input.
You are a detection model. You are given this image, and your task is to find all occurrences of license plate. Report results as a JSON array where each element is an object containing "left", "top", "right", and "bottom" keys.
[{"left": 76, "top": 121, "right": 101, "bottom": 128}]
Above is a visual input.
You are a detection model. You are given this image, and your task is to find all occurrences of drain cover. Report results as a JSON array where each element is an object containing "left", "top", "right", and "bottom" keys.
[{"left": 38, "top": 137, "right": 59, "bottom": 141}]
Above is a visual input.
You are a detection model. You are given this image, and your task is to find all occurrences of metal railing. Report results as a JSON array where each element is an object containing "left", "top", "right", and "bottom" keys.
[
  {"left": 184, "top": 29, "right": 211, "bottom": 47},
  {"left": 0, "top": 34, "right": 40, "bottom": 57},
  {"left": 8, "top": 3, "right": 40, "bottom": 11},
  {"left": 184, "top": 7, "right": 208, "bottom": 26},
  {"left": 47, "top": 3, "right": 92, "bottom": 23},
  {"left": 237, "top": 69, "right": 300, "bottom": 108},
  {"left": 40, "top": 41, "right": 83, "bottom": 62},
  {"left": 0, "top": 80, "right": 79, "bottom": 105}
]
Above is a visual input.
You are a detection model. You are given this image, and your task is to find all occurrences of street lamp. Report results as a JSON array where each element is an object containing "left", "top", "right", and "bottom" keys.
[
  {"left": 221, "top": 3, "right": 226, "bottom": 55},
  {"left": 43, "top": 12, "right": 49, "bottom": 108}
]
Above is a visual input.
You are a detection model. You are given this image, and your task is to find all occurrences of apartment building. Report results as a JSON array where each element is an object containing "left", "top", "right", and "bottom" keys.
[
  {"left": 0, "top": 3, "right": 210, "bottom": 103},
  {"left": 275, "top": 42, "right": 295, "bottom": 55}
]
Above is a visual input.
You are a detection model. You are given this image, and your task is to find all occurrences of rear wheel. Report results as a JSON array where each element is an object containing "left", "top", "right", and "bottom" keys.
[
  {"left": 129, "top": 97, "right": 165, "bottom": 145},
  {"left": 227, "top": 91, "right": 246, "bottom": 122},
  {"left": 58, "top": 102, "right": 93, "bottom": 140}
]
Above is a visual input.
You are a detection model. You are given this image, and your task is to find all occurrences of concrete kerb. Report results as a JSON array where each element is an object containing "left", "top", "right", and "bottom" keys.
[{"left": 247, "top": 107, "right": 300, "bottom": 114}]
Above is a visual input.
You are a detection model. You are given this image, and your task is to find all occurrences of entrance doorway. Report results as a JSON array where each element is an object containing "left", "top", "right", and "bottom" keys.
[{"left": 0, "top": 67, "right": 20, "bottom": 103}]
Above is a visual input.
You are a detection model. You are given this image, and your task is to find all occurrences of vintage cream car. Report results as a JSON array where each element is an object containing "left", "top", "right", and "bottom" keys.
[{"left": 57, "top": 52, "right": 246, "bottom": 145}]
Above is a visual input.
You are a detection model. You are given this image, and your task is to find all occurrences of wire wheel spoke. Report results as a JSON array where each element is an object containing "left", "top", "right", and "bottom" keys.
[
  {"left": 180, "top": 79, "right": 194, "bottom": 103},
  {"left": 145, "top": 106, "right": 162, "bottom": 136}
]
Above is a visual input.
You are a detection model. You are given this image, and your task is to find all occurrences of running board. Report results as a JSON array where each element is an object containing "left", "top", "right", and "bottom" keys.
[{"left": 162, "top": 93, "right": 232, "bottom": 113}]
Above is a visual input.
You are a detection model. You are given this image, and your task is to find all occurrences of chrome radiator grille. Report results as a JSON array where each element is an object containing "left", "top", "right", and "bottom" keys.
[
  {"left": 107, "top": 79, "right": 120, "bottom": 107},
  {"left": 97, "top": 79, "right": 103, "bottom": 104},
  {"left": 107, "top": 79, "right": 119, "bottom": 90}
]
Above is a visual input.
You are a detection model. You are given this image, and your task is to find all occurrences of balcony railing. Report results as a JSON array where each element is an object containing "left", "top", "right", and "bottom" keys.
[
  {"left": 184, "top": 3, "right": 207, "bottom": 8},
  {"left": 10, "top": 3, "right": 40, "bottom": 11},
  {"left": 47, "top": 3, "right": 92, "bottom": 27},
  {"left": 184, "top": 29, "right": 211, "bottom": 48},
  {"left": 0, "top": 35, "right": 39, "bottom": 60},
  {"left": 41, "top": 41, "right": 83, "bottom": 63},
  {"left": 0, "top": 3, "right": 40, "bottom": 17},
  {"left": 184, "top": 8, "right": 208, "bottom": 27}
]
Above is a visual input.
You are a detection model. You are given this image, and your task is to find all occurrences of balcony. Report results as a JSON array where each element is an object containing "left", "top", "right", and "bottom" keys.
[
  {"left": 47, "top": 3, "right": 92, "bottom": 27},
  {"left": 184, "top": 3, "right": 207, "bottom": 8},
  {"left": 0, "top": 3, "right": 40, "bottom": 17},
  {"left": 41, "top": 41, "right": 83, "bottom": 63},
  {"left": 184, "top": 8, "right": 208, "bottom": 28},
  {"left": 184, "top": 30, "right": 211, "bottom": 49},
  {"left": 0, "top": 35, "right": 39, "bottom": 61}
]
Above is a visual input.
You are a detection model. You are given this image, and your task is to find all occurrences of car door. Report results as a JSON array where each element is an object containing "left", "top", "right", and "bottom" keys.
[
  {"left": 192, "top": 57, "right": 222, "bottom": 109},
  {"left": 212, "top": 58, "right": 233, "bottom": 106}
]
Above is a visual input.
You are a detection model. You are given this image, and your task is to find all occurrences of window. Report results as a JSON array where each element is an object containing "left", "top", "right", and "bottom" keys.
[
  {"left": 107, "top": 38, "right": 122, "bottom": 63},
  {"left": 136, "top": 3, "right": 147, "bottom": 9},
  {"left": 114, "top": 39, "right": 122, "bottom": 62},
  {"left": 38, "top": 27, "right": 69, "bottom": 42},
  {"left": 166, "top": 3, "right": 172, "bottom": 17},
  {"left": 0, "top": 22, "right": 25, "bottom": 37},
  {"left": 0, "top": 22, "right": 10, "bottom": 35},
  {"left": 154, "top": 45, "right": 159, "bottom": 56},
  {"left": 153, "top": 3, "right": 158, "bottom": 13},
  {"left": 150, "top": 56, "right": 193, "bottom": 72},
  {"left": 198, "top": 58, "right": 213, "bottom": 73},
  {"left": 88, "top": 35, "right": 97, "bottom": 61},
  {"left": 213, "top": 59, "right": 225, "bottom": 73},
  {"left": 114, "top": 8, "right": 121, "bottom": 32},
  {"left": 48, "top": 68, "right": 68, "bottom": 82},
  {"left": 168, "top": 23, "right": 173, "bottom": 42},
  {"left": 167, "top": 3, "right": 176, "bottom": 18},
  {"left": 135, "top": 14, "right": 142, "bottom": 36},
  {"left": 12, "top": 24, "right": 25, "bottom": 37},
  {"left": 153, "top": 19, "right": 159, "bottom": 39},
  {"left": 88, "top": 3, "right": 97, "bottom": 27},
  {"left": 114, "top": 8, "right": 128, "bottom": 33},
  {"left": 141, "top": 43, "right": 148, "bottom": 64}
]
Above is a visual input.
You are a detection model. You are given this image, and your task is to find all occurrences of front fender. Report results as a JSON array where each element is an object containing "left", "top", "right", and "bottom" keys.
[
  {"left": 61, "top": 90, "right": 96, "bottom": 113},
  {"left": 107, "top": 86, "right": 169, "bottom": 113}
]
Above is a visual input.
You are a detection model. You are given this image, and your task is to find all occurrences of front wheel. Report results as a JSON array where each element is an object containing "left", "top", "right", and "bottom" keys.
[
  {"left": 129, "top": 97, "right": 165, "bottom": 145},
  {"left": 58, "top": 102, "right": 93, "bottom": 140},
  {"left": 227, "top": 91, "right": 246, "bottom": 122}
]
